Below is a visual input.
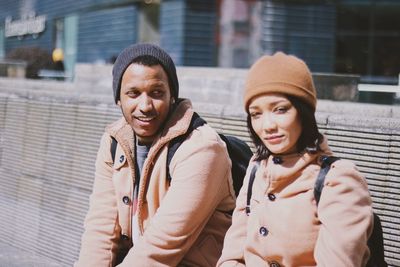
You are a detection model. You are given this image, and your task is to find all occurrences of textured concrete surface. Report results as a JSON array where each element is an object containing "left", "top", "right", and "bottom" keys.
[{"left": 0, "top": 242, "right": 62, "bottom": 267}]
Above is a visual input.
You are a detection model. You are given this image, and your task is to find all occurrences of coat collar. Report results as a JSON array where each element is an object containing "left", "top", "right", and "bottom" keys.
[
  {"left": 150, "top": 98, "right": 194, "bottom": 153},
  {"left": 105, "top": 98, "right": 194, "bottom": 160},
  {"left": 263, "top": 136, "right": 333, "bottom": 192}
]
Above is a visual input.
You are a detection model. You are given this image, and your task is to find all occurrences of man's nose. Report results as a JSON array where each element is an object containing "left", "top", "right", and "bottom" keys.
[{"left": 138, "top": 94, "right": 153, "bottom": 113}]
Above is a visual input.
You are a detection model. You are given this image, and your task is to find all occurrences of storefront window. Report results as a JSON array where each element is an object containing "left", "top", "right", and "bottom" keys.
[{"left": 336, "top": 3, "right": 400, "bottom": 84}]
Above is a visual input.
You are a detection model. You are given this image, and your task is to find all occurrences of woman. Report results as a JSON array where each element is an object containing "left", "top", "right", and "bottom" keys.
[{"left": 218, "top": 52, "right": 374, "bottom": 267}]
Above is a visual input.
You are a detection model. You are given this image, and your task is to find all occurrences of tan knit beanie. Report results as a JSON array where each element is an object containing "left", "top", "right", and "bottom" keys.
[{"left": 244, "top": 52, "right": 317, "bottom": 112}]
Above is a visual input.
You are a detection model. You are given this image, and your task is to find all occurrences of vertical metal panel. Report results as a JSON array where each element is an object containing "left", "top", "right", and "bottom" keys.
[
  {"left": 160, "top": 0, "right": 217, "bottom": 66},
  {"left": 261, "top": 1, "right": 336, "bottom": 72},
  {"left": 0, "top": 0, "right": 19, "bottom": 20},
  {"left": 183, "top": 0, "right": 217, "bottom": 66},
  {"left": 160, "top": 0, "right": 186, "bottom": 65},
  {"left": 77, "top": 6, "right": 138, "bottom": 63}
]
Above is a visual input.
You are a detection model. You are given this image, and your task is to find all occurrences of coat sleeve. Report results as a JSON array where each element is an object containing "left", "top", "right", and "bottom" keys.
[
  {"left": 118, "top": 128, "right": 232, "bottom": 266},
  {"left": 314, "top": 160, "right": 374, "bottom": 267},
  {"left": 75, "top": 133, "right": 121, "bottom": 267},
  {"left": 217, "top": 163, "right": 255, "bottom": 267}
]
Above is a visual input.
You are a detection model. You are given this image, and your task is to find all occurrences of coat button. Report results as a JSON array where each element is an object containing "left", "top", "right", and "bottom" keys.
[
  {"left": 272, "top": 156, "right": 283, "bottom": 164},
  {"left": 259, "top": 226, "right": 268, "bottom": 236},
  {"left": 121, "top": 234, "right": 129, "bottom": 241},
  {"left": 119, "top": 155, "right": 125, "bottom": 163},
  {"left": 268, "top": 193, "right": 276, "bottom": 201},
  {"left": 270, "top": 261, "right": 280, "bottom": 267},
  {"left": 122, "top": 196, "right": 130, "bottom": 205}
]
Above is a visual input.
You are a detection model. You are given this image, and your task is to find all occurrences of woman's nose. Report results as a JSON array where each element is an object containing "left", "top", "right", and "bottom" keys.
[{"left": 262, "top": 114, "right": 277, "bottom": 133}]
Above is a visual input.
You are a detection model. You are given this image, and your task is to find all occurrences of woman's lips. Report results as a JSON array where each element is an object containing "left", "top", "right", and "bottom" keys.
[{"left": 265, "top": 135, "right": 284, "bottom": 144}]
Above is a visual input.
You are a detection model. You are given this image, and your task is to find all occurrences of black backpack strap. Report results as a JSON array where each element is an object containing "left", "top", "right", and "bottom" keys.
[
  {"left": 246, "top": 161, "right": 259, "bottom": 215},
  {"left": 368, "top": 213, "right": 387, "bottom": 267},
  {"left": 314, "top": 156, "right": 340, "bottom": 205},
  {"left": 166, "top": 112, "right": 206, "bottom": 181},
  {"left": 219, "top": 134, "right": 252, "bottom": 196},
  {"left": 110, "top": 136, "right": 118, "bottom": 164}
]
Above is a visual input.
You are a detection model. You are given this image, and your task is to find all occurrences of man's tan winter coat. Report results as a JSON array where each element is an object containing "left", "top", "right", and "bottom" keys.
[
  {"left": 76, "top": 99, "right": 236, "bottom": 266},
  {"left": 218, "top": 138, "right": 374, "bottom": 267}
]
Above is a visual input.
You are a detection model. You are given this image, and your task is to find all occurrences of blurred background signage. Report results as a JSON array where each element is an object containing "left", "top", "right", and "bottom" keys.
[{"left": 5, "top": 13, "right": 46, "bottom": 38}]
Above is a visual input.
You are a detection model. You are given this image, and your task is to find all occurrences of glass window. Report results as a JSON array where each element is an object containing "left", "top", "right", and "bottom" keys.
[
  {"left": 335, "top": 3, "right": 400, "bottom": 84},
  {"left": 337, "top": 5, "right": 370, "bottom": 32},
  {"left": 335, "top": 35, "right": 369, "bottom": 75},
  {"left": 374, "top": 7, "right": 400, "bottom": 31},
  {"left": 373, "top": 36, "right": 400, "bottom": 77}
]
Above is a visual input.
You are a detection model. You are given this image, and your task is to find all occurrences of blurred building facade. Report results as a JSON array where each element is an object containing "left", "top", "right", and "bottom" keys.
[{"left": 0, "top": 0, "right": 399, "bottom": 83}]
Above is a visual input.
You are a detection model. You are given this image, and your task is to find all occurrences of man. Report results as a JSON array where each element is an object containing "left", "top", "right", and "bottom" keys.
[{"left": 76, "top": 43, "right": 235, "bottom": 266}]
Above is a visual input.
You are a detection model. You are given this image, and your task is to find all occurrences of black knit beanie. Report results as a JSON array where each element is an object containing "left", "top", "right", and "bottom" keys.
[{"left": 112, "top": 43, "right": 179, "bottom": 104}]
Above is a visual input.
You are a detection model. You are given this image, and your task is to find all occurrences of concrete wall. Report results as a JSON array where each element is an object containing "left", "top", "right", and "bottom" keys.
[
  {"left": 0, "top": 67, "right": 399, "bottom": 266},
  {"left": 73, "top": 63, "right": 359, "bottom": 106}
]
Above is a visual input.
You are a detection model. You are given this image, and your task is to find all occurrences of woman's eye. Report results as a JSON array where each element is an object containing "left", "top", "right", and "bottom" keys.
[
  {"left": 275, "top": 106, "right": 288, "bottom": 113},
  {"left": 250, "top": 112, "right": 261, "bottom": 119}
]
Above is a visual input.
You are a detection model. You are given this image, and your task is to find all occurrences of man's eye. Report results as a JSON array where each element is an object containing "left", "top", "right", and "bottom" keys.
[
  {"left": 127, "top": 90, "right": 139, "bottom": 97},
  {"left": 152, "top": 90, "right": 165, "bottom": 98}
]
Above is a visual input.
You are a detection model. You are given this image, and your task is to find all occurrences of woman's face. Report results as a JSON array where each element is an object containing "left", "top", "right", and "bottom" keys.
[{"left": 248, "top": 93, "right": 302, "bottom": 155}]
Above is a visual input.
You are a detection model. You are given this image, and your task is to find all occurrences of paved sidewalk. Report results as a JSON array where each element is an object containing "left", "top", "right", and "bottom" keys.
[{"left": 0, "top": 242, "right": 63, "bottom": 267}]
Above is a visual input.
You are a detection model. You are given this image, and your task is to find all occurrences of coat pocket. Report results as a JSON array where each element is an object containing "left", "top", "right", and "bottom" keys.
[
  {"left": 180, "top": 234, "right": 221, "bottom": 267},
  {"left": 198, "top": 235, "right": 220, "bottom": 267}
]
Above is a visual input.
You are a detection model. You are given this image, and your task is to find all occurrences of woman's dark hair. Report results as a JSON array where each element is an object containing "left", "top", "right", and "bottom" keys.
[{"left": 247, "top": 95, "right": 323, "bottom": 161}]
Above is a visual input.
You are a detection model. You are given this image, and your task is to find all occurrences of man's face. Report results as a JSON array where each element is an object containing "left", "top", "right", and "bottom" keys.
[{"left": 118, "top": 63, "right": 172, "bottom": 144}]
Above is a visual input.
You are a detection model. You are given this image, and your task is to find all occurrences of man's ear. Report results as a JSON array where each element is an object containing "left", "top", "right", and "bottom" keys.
[{"left": 117, "top": 100, "right": 121, "bottom": 107}]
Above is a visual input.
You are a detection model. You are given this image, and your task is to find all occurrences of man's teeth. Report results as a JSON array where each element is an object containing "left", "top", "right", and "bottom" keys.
[{"left": 137, "top": 117, "right": 154, "bottom": 122}]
